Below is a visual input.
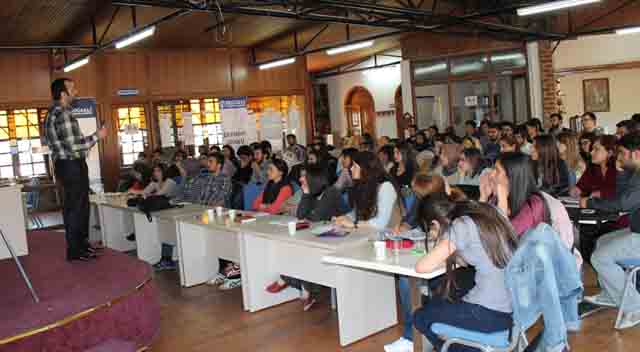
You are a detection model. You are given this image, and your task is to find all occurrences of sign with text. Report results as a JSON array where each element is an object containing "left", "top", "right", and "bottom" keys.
[
  {"left": 221, "top": 97, "right": 249, "bottom": 149},
  {"left": 70, "top": 97, "right": 101, "bottom": 184}
]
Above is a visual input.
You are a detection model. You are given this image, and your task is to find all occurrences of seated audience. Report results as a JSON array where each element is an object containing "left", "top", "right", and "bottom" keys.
[
  {"left": 379, "top": 135, "right": 391, "bottom": 146},
  {"left": 166, "top": 150, "right": 187, "bottom": 184},
  {"left": 571, "top": 134, "right": 618, "bottom": 199},
  {"left": 499, "top": 135, "right": 519, "bottom": 153},
  {"left": 526, "top": 118, "right": 544, "bottom": 140},
  {"left": 233, "top": 145, "right": 253, "bottom": 185},
  {"left": 297, "top": 166, "right": 349, "bottom": 222},
  {"left": 581, "top": 112, "right": 603, "bottom": 135},
  {"left": 464, "top": 120, "right": 478, "bottom": 139},
  {"left": 501, "top": 121, "right": 515, "bottom": 138},
  {"left": 378, "top": 145, "right": 396, "bottom": 173},
  {"left": 202, "top": 152, "right": 232, "bottom": 207},
  {"left": 250, "top": 144, "right": 270, "bottom": 184},
  {"left": 579, "top": 131, "right": 597, "bottom": 165},
  {"left": 548, "top": 112, "right": 570, "bottom": 137},
  {"left": 335, "top": 147, "right": 357, "bottom": 191},
  {"left": 462, "top": 136, "right": 482, "bottom": 152},
  {"left": 433, "top": 143, "right": 463, "bottom": 181},
  {"left": 414, "top": 132, "right": 430, "bottom": 152},
  {"left": 480, "top": 152, "right": 546, "bottom": 236},
  {"left": 334, "top": 151, "right": 403, "bottom": 230},
  {"left": 449, "top": 148, "right": 485, "bottom": 186},
  {"left": 390, "top": 142, "right": 415, "bottom": 187},
  {"left": 130, "top": 163, "right": 178, "bottom": 199},
  {"left": 252, "top": 159, "right": 293, "bottom": 214},
  {"left": 616, "top": 120, "right": 633, "bottom": 140},
  {"left": 413, "top": 198, "right": 517, "bottom": 352},
  {"left": 221, "top": 145, "right": 238, "bottom": 178},
  {"left": 557, "top": 131, "right": 586, "bottom": 186},
  {"left": 515, "top": 125, "right": 532, "bottom": 155},
  {"left": 286, "top": 134, "right": 306, "bottom": 162},
  {"left": 531, "top": 135, "right": 569, "bottom": 196},
  {"left": 415, "top": 150, "right": 435, "bottom": 174},
  {"left": 583, "top": 134, "right": 640, "bottom": 313},
  {"left": 484, "top": 122, "right": 501, "bottom": 163}
]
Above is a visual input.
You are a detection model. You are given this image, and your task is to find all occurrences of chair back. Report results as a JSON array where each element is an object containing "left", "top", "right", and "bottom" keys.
[
  {"left": 27, "top": 177, "right": 41, "bottom": 209},
  {"left": 243, "top": 182, "right": 265, "bottom": 210}
]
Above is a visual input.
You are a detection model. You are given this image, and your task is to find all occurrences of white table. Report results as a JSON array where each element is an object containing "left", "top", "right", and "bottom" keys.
[
  {"left": 0, "top": 184, "right": 27, "bottom": 259},
  {"left": 91, "top": 195, "right": 208, "bottom": 265},
  {"left": 323, "top": 245, "right": 446, "bottom": 352}
]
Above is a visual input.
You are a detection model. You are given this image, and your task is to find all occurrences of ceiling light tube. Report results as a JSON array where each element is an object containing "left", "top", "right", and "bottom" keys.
[
  {"left": 326, "top": 41, "right": 374, "bottom": 55},
  {"left": 616, "top": 26, "right": 640, "bottom": 35},
  {"left": 63, "top": 57, "right": 90, "bottom": 72},
  {"left": 414, "top": 63, "right": 447, "bottom": 75},
  {"left": 259, "top": 57, "right": 296, "bottom": 70},
  {"left": 115, "top": 26, "right": 156, "bottom": 49},
  {"left": 517, "top": 0, "right": 601, "bottom": 16}
]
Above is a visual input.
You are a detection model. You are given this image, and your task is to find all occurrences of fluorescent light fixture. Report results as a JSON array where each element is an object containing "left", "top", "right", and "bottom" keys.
[
  {"left": 490, "top": 53, "right": 525, "bottom": 62},
  {"left": 115, "top": 26, "right": 156, "bottom": 49},
  {"left": 517, "top": 0, "right": 601, "bottom": 16},
  {"left": 414, "top": 63, "right": 447, "bottom": 75},
  {"left": 259, "top": 57, "right": 296, "bottom": 70},
  {"left": 63, "top": 57, "right": 90, "bottom": 72},
  {"left": 616, "top": 26, "right": 640, "bottom": 35},
  {"left": 326, "top": 41, "right": 374, "bottom": 55}
]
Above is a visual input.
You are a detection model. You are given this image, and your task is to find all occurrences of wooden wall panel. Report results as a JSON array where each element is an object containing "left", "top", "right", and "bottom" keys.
[
  {"left": 402, "top": 32, "right": 522, "bottom": 61},
  {"left": 149, "top": 49, "right": 233, "bottom": 97},
  {"left": 0, "top": 53, "right": 51, "bottom": 105},
  {"left": 52, "top": 54, "right": 99, "bottom": 99},
  {"left": 105, "top": 52, "right": 149, "bottom": 98}
]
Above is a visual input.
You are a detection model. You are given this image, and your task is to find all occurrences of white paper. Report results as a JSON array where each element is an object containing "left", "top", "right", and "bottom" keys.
[
  {"left": 182, "top": 112, "right": 194, "bottom": 145},
  {"left": 159, "top": 113, "right": 173, "bottom": 148},
  {"left": 261, "top": 109, "right": 283, "bottom": 151},
  {"left": 221, "top": 98, "right": 250, "bottom": 149}
]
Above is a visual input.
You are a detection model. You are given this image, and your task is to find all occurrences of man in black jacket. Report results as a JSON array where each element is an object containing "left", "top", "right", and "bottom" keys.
[{"left": 582, "top": 134, "right": 640, "bottom": 326}]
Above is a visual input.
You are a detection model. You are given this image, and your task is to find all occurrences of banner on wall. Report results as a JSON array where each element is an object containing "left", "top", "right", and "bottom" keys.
[
  {"left": 220, "top": 97, "right": 249, "bottom": 149},
  {"left": 70, "top": 97, "right": 102, "bottom": 185},
  {"left": 182, "top": 112, "right": 195, "bottom": 145}
]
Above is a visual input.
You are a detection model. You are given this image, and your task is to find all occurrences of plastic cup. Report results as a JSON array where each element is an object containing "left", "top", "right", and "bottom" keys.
[
  {"left": 228, "top": 209, "right": 236, "bottom": 222},
  {"left": 288, "top": 221, "right": 297, "bottom": 236},
  {"left": 374, "top": 241, "right": 387, "bottom": 260},
  {"left": 215, "top": 206, "right": 224, "bottom": 217},
  {"left": 207, "top": 209, "right": 215, "bottom": 219}
]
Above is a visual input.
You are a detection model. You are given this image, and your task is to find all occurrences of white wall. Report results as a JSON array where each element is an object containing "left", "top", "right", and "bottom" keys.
[
  {"left": 554, "top": 33, "right": 640, "bottom": 133},
  {"left": 317, "top": 54, "right": 402, "bottom": 139}
]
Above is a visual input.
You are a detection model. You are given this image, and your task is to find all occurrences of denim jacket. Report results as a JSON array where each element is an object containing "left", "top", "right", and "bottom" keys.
[{"left": 505, "top": 223, "right": 583, "bottom": 352}]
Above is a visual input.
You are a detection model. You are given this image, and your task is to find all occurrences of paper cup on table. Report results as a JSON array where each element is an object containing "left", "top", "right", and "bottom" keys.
[
  {"left": 228, "top": 209, "right": 236, "bottom": 221},
  {"left": 215, "top": 206, "right": 224, "bottom": 217},
  {"left": 207, "top": 209, "right": 215, "bottom": 219},
  {"left": 374, "top": 241, "right": 387, "bottom": 260},
  {"left": 288, "top": 221, "right": 297, "bottom": 236}
]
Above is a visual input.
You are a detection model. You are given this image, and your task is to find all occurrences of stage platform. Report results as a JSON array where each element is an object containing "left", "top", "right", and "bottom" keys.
[{"left": 0, "top": 230, "right": 159, "bottom": 352}]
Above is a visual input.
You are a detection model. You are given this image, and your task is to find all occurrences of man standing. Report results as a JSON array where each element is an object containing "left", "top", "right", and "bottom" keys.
[
  {"left": 581, "top": 112, "right": 604, "bottom": 135},
  {"left": 484, "top": 122, "right": 502, "bottom": 164},
  {"left": 548, "top": 113, "right": 569, "bottom": 137},
  {"left": 44, "top": 78, "right": 107, "bottom": 262}
]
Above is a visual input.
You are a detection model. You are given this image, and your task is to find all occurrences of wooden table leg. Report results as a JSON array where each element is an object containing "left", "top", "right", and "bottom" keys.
[{"left": 409, "top": 277, "right": 423, "bottom": 352}]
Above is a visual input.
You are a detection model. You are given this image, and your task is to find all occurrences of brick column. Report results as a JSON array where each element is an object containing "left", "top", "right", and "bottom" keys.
[{"left": 538, "top": 41, "right": 558, "bottom": 122}]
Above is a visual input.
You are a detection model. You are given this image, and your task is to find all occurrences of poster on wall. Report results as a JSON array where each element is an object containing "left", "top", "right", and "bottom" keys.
[
  {"left": 159, "top": 113, "right": 173, "bottom": 148},
  {"left": 313, "top": 84, "right": 331, "bottom": 135},
  {"left": 220, "top": 97, "right": 249, "bottom": 150},
  {"left": 261, "top": 108, "right": 284, "bottom": 152},
  {"left": 182, "top": 112, "right": 195, "bottom": 146},
  {"left": 70, "top": 97, "right": 102, "bottom": 186}
]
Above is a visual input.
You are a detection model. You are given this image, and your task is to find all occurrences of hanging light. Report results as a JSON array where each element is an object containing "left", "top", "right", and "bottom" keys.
[
  {"left": 115, "top": 26, "right": 156, "bottom": 49},
  {"left": 517, "top": 0, "right": 601, "bottom": 16},
  {"left": 326, "top": 41, "right": 374, "bottom": 55},
  {"left": 616, "top": 26, "right": 640, "bottom": 35},
  {"left": 63, "top": 57, "right": 90, "bottom": 72},
  {"left": 259, "top": 57, "right": 296, "bottom": 70}
]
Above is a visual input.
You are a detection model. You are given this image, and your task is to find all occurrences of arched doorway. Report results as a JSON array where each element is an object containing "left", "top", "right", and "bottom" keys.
[{"left": 345, "top": 86, "right": 376, "bottom": 138}]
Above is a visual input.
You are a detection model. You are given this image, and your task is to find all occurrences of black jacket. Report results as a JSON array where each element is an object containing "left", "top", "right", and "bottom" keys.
[
  {"left": 296, "top": 186, "right": 350, "bottom": 222},
  {"left": 589, "top": 169, "right": 640, "bottom": 233}
]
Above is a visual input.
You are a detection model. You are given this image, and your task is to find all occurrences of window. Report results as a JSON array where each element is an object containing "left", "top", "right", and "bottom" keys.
[
  {"left": 0, "top": 108, "right": 48, "bottom": 179},
  {"left": 117, "top": 106, "right": 148, "bottom": 166}
]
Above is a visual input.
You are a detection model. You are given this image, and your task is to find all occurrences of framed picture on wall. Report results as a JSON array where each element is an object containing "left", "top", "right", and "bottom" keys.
[
  {"left": 583, "top": 78, "right": 610, "bottom": 112},
  {"left": 312, "top": 84, "right": 331, "bottom": 135}
]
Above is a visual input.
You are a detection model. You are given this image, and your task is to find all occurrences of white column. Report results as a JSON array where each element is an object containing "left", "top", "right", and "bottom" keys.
[{"left": 527, "top": 41, "right": 544, "bottom": 119}]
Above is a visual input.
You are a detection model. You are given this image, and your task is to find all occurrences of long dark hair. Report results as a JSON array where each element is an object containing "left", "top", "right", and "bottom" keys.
[
  {"left": 462, "top": 148, "right": 485, "bottom": 178},
  {"left": 349, "top": 151, "right": 402, "bottom": 221},
  {"left": 152, "top": 163, "right": 168, "bottom": 182},
  {"left": 497, "top": 152, "right": 540, "bottom": 217},
  {"left": 304, "top": 165, "right": 330, "bottom": 197},
  {"left": 533, "top": 135, "right": 562, "bottom": 187},
  {"left": 378, "top": 145, "right": 395, "bottom": 168},
  {"left": 419, "top": 196, "right": 518, "bottom": 300}
]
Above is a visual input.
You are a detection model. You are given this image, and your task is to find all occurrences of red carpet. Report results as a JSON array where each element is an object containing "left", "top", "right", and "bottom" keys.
[{"left": 0, "top": 230, "right": 159, "bottom": 352}]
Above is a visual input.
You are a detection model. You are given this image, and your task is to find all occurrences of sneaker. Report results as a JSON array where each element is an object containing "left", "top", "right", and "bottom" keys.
[
  {"left": 583, "top": 292, "right": 617, "bottom": 308},
  {"left": 302, "top": 296, "right": 317, "bottom": 312},
  {"left": 207, "top": 273, "right": 226, "bottom": 286},
  {"left": 384, "top": 337, "right": 414, "bottom": 352},
  {"left": 153, "top": 260, "right": 177, "bottom": 272},
  {"left": 618, "top": 311, "right": 640, "bottom": 329},
  {"left": 219, "top": 278, "right": 242, "bottom": 291}
]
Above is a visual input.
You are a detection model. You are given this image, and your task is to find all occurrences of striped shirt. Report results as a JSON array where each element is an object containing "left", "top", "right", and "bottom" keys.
[{"left": 44, "top": 102, "right": 98, "bottom": 161}]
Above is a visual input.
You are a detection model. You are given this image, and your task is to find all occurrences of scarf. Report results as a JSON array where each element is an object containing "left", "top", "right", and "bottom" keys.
[{"left": 263, "top": 178, "right": 289, "bottom": 204}]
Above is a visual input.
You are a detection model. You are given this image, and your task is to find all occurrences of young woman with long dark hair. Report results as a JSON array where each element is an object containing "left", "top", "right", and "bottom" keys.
[
  {"left": 557, "top": 131, "right": 586, "bottom": 187},
  {"left": 130, "top": 163, "right": 178, "bottom": 199},
  {"left": 378, "top": 144, "right": 396, "bottom": 173},
  {"left": 390, "top": 142, "right": 416, "bottom": 187},
  {"left": 480, "top": 152, "right": 548, "bottom": 236},
  {"left": 413, "top": 198, "right": 517, "bottom": 352},
  {"left": 449, "top": 148, "right": 485, "bottom": 186},
  {"left": 252, "top": 159, "right": 293, "bottom": 214},
  {"left": 334, "top": 151, "right": 403, "bottom": 230},
  {"left": 222, "top": 144, "right": 239, "bottom": 177},
  {"left": 531, "top": 135, "right": 569, "bottom": 196},
  {"left": 571, "top": 134, "right": 618, "bottom": 199}
]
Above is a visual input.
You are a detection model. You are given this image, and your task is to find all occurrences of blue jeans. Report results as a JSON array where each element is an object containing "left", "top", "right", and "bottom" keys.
[
  {"left": 398, "top": 276, "right": 414, "bottom": 341},
  {"left": 414, "top": 297, "right": 512, "bottom": 352}
]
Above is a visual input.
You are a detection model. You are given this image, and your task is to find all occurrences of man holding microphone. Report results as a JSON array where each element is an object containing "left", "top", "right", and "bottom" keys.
[{"left": 44, "top": 78, "right": 107, "bottom": 262}]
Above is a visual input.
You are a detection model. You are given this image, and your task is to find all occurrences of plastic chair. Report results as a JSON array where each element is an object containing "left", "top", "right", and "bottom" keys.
[
  {"left": 433, "top": 324, "right": 524, "bottom": 352},
  {"left": 615, "top": 258, "right": 640, "bottom": 330},
  {"left": 25, "top": 178, "right": 44, "bottom": 229}
]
